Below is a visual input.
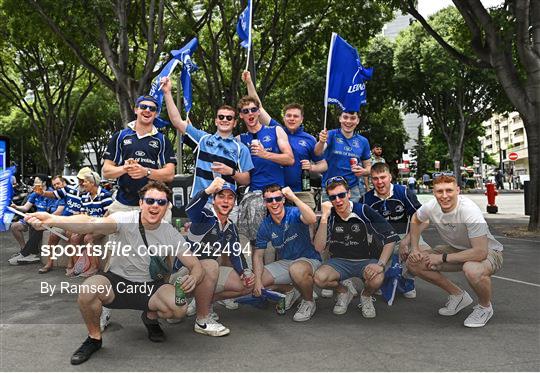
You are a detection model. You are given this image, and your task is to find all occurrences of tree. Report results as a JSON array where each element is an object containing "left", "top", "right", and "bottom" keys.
[
  {"left": 401, "top": 0, "right": 540, "bottom": 231},
  {"left": 393, "top": 7, "right": 504, "bottom": 186},
  {"left": 414, "top": 124, "right": 430, "bottom": 178}
]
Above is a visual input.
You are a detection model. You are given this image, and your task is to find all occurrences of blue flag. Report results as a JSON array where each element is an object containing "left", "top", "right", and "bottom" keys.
[
  {"left": 148, "top": 54, "right": 181, "bottom": 128},
  {"left": 172, "top": 38, "right": 199, "bottom": 114},
  {"left": 235, "top": 288, "right": 285, "bottom": 309},
  {"left": 325, "top": 33, "right": 373, "bottom": 112},
  {"left": 236, "top": 0, "right": 252, "bottom": 49},
  {"left": 0, "top": 166, "right": 16, "bottom": 231},
  {"left": 380, "top": 254, "right": 415, "bottom": 305}
]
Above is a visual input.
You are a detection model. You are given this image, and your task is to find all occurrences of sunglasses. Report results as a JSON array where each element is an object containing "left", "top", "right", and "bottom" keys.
[
  {"left": 328, "top": 192, "right": 348, "bottom": 201},
  {"left": 240, "top": 107, "right": 259, "bottom": 115},
  {"left": 138, "top": 104, "right": 158, "bottom": 112},
  {"left": 217, "top": 114, "right": 234, "bottom": 121},
  {"left": 264, "top": 196, "right": 284, "bottom": 203},
  {"left": 325, "top": 176, "right": 347, "bottom": 187},
  {"left": 143, "top": 197, "right": 168, "bottom": 206}
]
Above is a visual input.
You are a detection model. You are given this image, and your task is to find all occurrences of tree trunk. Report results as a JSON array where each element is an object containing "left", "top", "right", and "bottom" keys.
[
  {"left": 117, "top": 89, "right": 136, "bottom": 125},
  {"left": 525, "top": 116, "right": 540, "bottom": 231}
]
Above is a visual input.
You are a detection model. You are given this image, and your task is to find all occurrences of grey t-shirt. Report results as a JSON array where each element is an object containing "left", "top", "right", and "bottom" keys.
[{"left": 108, "top": 210, "right": 187, "bottom": 282}]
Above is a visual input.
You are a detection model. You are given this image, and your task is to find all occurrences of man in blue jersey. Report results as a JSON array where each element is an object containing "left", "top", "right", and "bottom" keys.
[
  {"left": 161, "top": 77, "right": 253, "bottom": 198},
  {"left": 313, "top": 176, "right": 399, "bottom": 318},
  {"left": 253, "top": 184, "right": 320, "bottom": 322},
  {"left": 360, "top": 162, "right": 431, "bottom": 299},
  {"left": 243, "top": 71, "right": 327, "bottom": 209},
  {"left": 314, "top": 111, "right": 372, "bottom": 201},
  {"left": 102, "top": 95, "right": 176, "bottom": 214}
]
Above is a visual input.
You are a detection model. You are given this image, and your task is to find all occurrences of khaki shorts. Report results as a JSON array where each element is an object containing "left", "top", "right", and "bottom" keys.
[
  {"left": 106, "top": 199, "right": 172, "bottom": 222},
  {"left": 169, "top": 265, "right": 235, "bottom": 294},
  {"left": 427, "top": 245, "right": 503, "bottom": 274}
]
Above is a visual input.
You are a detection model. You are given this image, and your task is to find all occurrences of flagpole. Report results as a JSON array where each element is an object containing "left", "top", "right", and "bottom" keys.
[
  {"left": 323, "top": 33, "right": 336, "bottom": 131},
  {"left": 7, "top": 207, "right": 69, "bottom": 241},
  {"left": 245, "top": 0, "right": 253, "bottom": 71}
]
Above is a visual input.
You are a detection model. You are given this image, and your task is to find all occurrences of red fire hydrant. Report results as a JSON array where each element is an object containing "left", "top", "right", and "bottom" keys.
[{"left": 485, "top": 182, "right": 498, "bottom": 214}]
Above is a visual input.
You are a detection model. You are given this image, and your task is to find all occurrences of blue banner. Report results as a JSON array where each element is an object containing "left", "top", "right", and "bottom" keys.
[
  {"left": 236, "top": 0, "right": 252, "bottom": 49},
  {"left": 173, "top": 38, "right": 199, "bottom": 114},
  {"left": 0, "top": 166, "right": 16, "bottom": 231},
  {"left": 325, "top": 33, "right": 373, "bottom": 112}
]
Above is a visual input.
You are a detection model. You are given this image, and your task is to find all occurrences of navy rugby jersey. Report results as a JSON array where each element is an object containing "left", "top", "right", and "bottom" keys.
[
  {"left": 53, "top": 185, "right": 83, "bottom": 216},
  {"left": 80, "top": 187, "right": 113, "bottom": 217}
]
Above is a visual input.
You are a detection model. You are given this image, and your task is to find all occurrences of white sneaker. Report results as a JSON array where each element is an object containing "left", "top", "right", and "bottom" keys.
[
  {"left": 285, "top": 288, "right": 301, "bottom": 311},
  {"left": 359, "top": 294, "right": 376, "bottom": 318},
  {"left": 464, "top": 304, "right": 494, "bottom": 328},
  {"left": 187, "top": 298, "right": 196, "bottom": 317},
  {"left": 333, "top": 288, "right": 353, "bottom": 315},
  {"left": 321, "top": 289, "right": 334, "bottom": 298},
  {"left": 312, "top": 290, "right": 319, "bottom": 300},
  {"left": 438, "top": 290, "right": 473, "bottom": 316},
  {"left": 100, "top": 307, "right": 111, "bottom": 331},
  {"left": 341, "top": 279, "right": 358, "bottom": 297},
  {"left": 293, "top": 300, "right": 316, "bottom": 322},
  {"left": 374, "top": 289, "right": 382, "bottom": 296},
  {"left": 17, "top": 254, "right": 40, "bottom": 264},
  {"left": 216, "top": 298, "right": 239, "bottom": 310},
  {"left": 403, "top": 289, "right": 417, "bottom": 299},
  {"left": 8, "top": 253, "right": 24, "bottom": 265},
  {"left": 194, "top": 318, "right": 230, "bottom": 337}
]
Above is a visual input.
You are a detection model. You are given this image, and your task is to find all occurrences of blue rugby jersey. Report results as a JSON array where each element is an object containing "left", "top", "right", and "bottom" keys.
[
  {"left": 27, "top": 192, "right": 52, "bottom": 212},
  {"left": 185, "top": 124, "right": 253, "bottom": 198},
  {"left": 103, "top": 121, "right": 176, "bottom": 206},
  {"left": 256, "top": 206, "right": 321, "bottom": 261},
  {"left": 240, "top": 125, "right": 286, "bottom": 191},
  {"left": 322, "top": 129, "right": 371, "bottom": 188},
  {"left": 53, "top": 185, "right": 83, "bottom": 216},
  {"left": 80, "top": 187, "right": 114, "bottom": 217},
  {"left": 360, "top": 184, "right": 421, "bottom": 235}
]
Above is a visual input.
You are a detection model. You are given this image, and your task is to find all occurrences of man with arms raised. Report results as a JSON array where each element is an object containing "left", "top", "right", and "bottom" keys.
[
  {"left": 406, "top": 175, "right": 503, "bottom": 328},
  {"left": 26, "top": 181, "right": 204, "bottom": 364}
]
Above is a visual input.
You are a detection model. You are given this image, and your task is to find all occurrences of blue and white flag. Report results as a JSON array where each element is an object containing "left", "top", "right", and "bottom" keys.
[
  {"left": 0, "top": 166, "right": 16, "bottom": 231},
  {"left": 172, "top": 38, "right": 199, "bottom": 114},
  {"left": 236, "top": 0, "right": 252, "bottom": 49},
  {"left": 380, "top": 254, "right": 415, "bottom": 305},
  {"left": 148, "top": 54, "right": 181, "bottom": 128},
  {"left": 235, "top": 288, "right": 285, "bottom": 308},
  {"left": 324, "top": 33, "right": 373, "bottom": 113}
]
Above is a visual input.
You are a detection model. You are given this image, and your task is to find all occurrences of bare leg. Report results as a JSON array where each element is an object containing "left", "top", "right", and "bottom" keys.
[{"left": 289, "top": 261, "right": 315, "bottom": 301}]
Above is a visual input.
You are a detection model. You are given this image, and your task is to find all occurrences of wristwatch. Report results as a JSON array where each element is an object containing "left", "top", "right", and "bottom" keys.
[{"left": 146, "top": 168, "right": 152, "bottom": 177}]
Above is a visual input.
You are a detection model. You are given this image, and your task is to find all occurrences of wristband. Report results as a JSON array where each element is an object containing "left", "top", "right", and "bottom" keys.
[
  {"left": 377, "top": 260, "right": 385, "bottom": 268},
  {"left": 231, "top": 168, "right": 236, "bottom": 176},
  {"left": 442, "top": 253, "right": 448, "bottom": 263}
]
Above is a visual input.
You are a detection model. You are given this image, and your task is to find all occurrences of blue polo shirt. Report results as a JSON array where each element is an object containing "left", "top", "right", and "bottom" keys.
[
  {"left": 240, "top": 125, "right": 285, "bottom": 191},
  {"left": 270, "top": 119, "right": 323, "bottom": 192},
  {"left": 53, "top": 185, "right": 83, "bottom": 216},
  {"left": 256, "top": 206, "right": 321, "bottom": 261},
  {"left": 322, "top": 129, "right": 371, "bottom": 188},
  {"left": 27, "top": 192, "right": 51, "bottom": 212},
  {"left": 185, "top": 125, "right": 253, "bottom": 198},
  {"left": 103, "top": 121, "right": 177, "bottom": 206},
  {"left": 360, "top": 184, "right": 421, "bottom": 235},
  {"left": 80, "top": 187, "right": 114, "bottom": 217}
]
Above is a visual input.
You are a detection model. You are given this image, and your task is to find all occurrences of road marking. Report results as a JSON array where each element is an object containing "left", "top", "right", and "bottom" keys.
[
  {"left": 493, "top": 235, "right": 540, "bottom": 243},
  {"left": 492, "top": 275, "right": 540, "bottom": 288}
]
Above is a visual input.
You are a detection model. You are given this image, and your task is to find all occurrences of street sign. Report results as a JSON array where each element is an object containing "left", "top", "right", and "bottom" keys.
[{"left": 508, "top": 152, "right": 519, "bottom": 161}]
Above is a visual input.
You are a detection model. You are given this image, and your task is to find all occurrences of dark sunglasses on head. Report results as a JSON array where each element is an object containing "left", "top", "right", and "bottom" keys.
[
  {"left": 217, "top": 114, "right": 234, "bottom": 121},
  {"left": 240, "top": 107, "right": 259, "bottom": 115},
  {"left": 264, "top": 196, "right": 284, "bottom": 203},
  {"left": 328, "top": 192, "right": 348, "bottom": 201},
  {"left": 143, "top": 197, "right": 168, "bottom": 206},
  {"left": 138, "top": 104, "right": 158, "bottom": 112},
  {"left": 325, "top": 175, "right": 347, "bottom": 187}
]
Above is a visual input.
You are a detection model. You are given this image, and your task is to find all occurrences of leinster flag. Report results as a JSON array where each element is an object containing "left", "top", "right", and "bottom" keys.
[
  {"left": 149, "top": 52, "right": 182, "bottom": 128},
  {"left": 380, "top": 254, "right": 415, "bottom": 305},
  {"left": 324, "top": 33, "right": 373, "bottom": 112},
  {"left": 172, "top": 37, "right": 199, "bottom": 114},
  {"left": 235, "top": 288, "right": 285, "bottom": 308},
  {"left": 0, "top": 166, "right": 16, "bottom": 231},
  {"left": 236, "top": 0, "right": 252, "bottom": 49}
]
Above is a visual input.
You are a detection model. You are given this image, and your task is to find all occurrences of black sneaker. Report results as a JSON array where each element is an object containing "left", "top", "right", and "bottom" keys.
[
  {"left": 70, "top": 336, "right": 102, "bottom": 365},
  {"left": 141, "top": 311, "right": 166, "bottom": 342}
]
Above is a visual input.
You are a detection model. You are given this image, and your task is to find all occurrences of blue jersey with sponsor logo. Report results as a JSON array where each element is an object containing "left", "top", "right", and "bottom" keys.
[
  {"left": 49, "top": 198, "right": 65, "bottom": 214},
  {"left": 240, "top": 125, "right": 285, "bottom": 191},
  {"left": 322, "top": 129, "right": 371, "bottom": 188},
  {"left": 360, "top": 184, "right": 421, "bottom": 235},
  {"left": 256, "top": 206, "right": 321, "bottom": 261},
  {"left": 27, "top": 192, "right": 52, "bottom": 212},
  {"left": 80, "top": 187, "right": 113, "bottom": 217},
  {"left": 53, "top": 185, "right": 83, "bottom": 216},
  {"left": 103, "top": 121, "right": 177, "bottom": 206},
  {"left": 270, "top": 119, "right": 323, "bottom": 192},
  {"left": 185, "top": 125, "right": 253, "bottom": 198}
]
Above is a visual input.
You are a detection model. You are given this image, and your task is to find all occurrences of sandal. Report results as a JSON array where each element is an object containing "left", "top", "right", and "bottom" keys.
[
  {"left": 38, "top": 266, "right": 52, "bottom": 274},
  {"left": 79, "top": 268, "right": 98, "bottom": 278}
]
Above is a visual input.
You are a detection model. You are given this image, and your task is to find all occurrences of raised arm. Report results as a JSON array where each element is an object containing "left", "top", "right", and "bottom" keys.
[
  {"left": 282, "top": 187, "right": 316, "bottom": 225},
  {"left": 242, "top": 70, "right": 271, "bottom": 125},
  {"left": 313, "top": 201, "right": 332, "bottom": 253},
  {"left": 314, "top": 129, "right": 328, "bottom": 156},
  {"left": 161, "top": 76, "right": 188, "bottom": 134}
]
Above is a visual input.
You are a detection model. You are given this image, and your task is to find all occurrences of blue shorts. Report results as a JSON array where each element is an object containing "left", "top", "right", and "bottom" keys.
[{"left": 325, "top": 258, "right": 378, "bottom": 281}]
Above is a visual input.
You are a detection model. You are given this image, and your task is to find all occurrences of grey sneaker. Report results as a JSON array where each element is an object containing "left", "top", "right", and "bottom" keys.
[
  {"left": 293, "top": 300, "right": 316, "bottom": 322},
  {"left": 464, "top": 305, "right": 494, "bottom": 328},
  {"left": 187, "top": 298, "right": 196, "bottom": 317},
  {"left": 341, "top": 279, "right": 358, "bottom": 297},
  {"left": 333, "top": 288, "right": 353, "bottom": 315},
  {"left": 438, "top": 290, "right": 473, "bottom": 316},
  {"left": 359, "top": 294, "right": 376, "bottom": 318},
  {"left": 194, "top": 318, "right": 230, "bottom": 337},
  {"left": 8, "top": 253, "right": 24, "bottom": 265},
  {"left": 216, "top": 299, "right": 239, "bottom": 310},
  {"left": 16, "top": 254, "right": 41, "bottom": 263},
  {"left": 403, "top": 289, "right": 417, "bottom": 299},
  {"left": 100, "top": 307, "right": 111, "bottom": 331},
  {"left": 285, "top": 288, "right": 301, "bottom": 311}
]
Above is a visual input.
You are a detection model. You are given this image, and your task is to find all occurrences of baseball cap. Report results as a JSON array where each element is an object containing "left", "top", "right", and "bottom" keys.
[
  {"left": 135, "top": 95, "right": 160, "bottom": 110},
  {"left": 76, "top": 167, "right": 93, "bottom": 179},
  {"left": 218, "top": 183, "right": 236, "bottom": 195}
]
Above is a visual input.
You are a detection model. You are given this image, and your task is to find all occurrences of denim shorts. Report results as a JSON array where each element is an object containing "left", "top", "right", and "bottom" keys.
[{"left": 324, "top": 257, "right": 378, "bottom": 281}]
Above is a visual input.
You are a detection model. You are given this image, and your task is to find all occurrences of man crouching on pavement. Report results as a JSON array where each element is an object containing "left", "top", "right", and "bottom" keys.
[{"left": 26, "top": 181, "right": 204, "bottom": 365}]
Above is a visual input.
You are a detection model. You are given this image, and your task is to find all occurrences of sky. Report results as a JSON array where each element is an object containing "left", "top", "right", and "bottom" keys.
[{"left": 418, "top": 0, "right": 504, "bottom": 17}]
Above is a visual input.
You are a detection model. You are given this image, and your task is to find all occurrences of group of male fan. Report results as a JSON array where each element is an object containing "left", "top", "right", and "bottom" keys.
[{"left": 22, "top": 72, "right": 503, "bottom": 366}]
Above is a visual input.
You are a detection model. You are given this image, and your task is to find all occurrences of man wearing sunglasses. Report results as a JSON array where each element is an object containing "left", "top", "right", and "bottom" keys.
[
  {"left": 161, "top": 77, "right": 253, "bottom": 198},
  {"left": 313, "top": 177, "right": 399, "bottom": 318},
  {"left": 103, "top": 95, "right": 176, "bottom": 215},
  {"left": 25, "top": 181, "right": 204, "bottom": 365},
  {"left": 253, "top": 184, "right": 320, "bottom": 321},
  {"left": 314, "top": 111, "right": 372, "bottom": 202}
]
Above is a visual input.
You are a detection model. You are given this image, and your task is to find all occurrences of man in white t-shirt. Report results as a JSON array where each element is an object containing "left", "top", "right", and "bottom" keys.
[
  {"left": 27, "top": 181, "right": 204, "bottom": 365},
  {"left": 407, "top": 175, "right": 503, "bottom": 328}
]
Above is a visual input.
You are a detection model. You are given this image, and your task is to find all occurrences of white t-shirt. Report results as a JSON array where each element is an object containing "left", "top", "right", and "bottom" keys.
[
  {"left": 107, "top": 211, "right": 188, "bottom": 282},
  {"left": 416, "top": 196, "right": 503, "bottom": 252}
]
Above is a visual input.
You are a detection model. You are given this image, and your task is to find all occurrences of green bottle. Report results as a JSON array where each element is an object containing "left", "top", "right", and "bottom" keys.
[
  {"left": 276, "top": 297, "right": 286, "bottom": 315},
  {"left": 175, "top": 277, "right": 187, "bottom": 306}
]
